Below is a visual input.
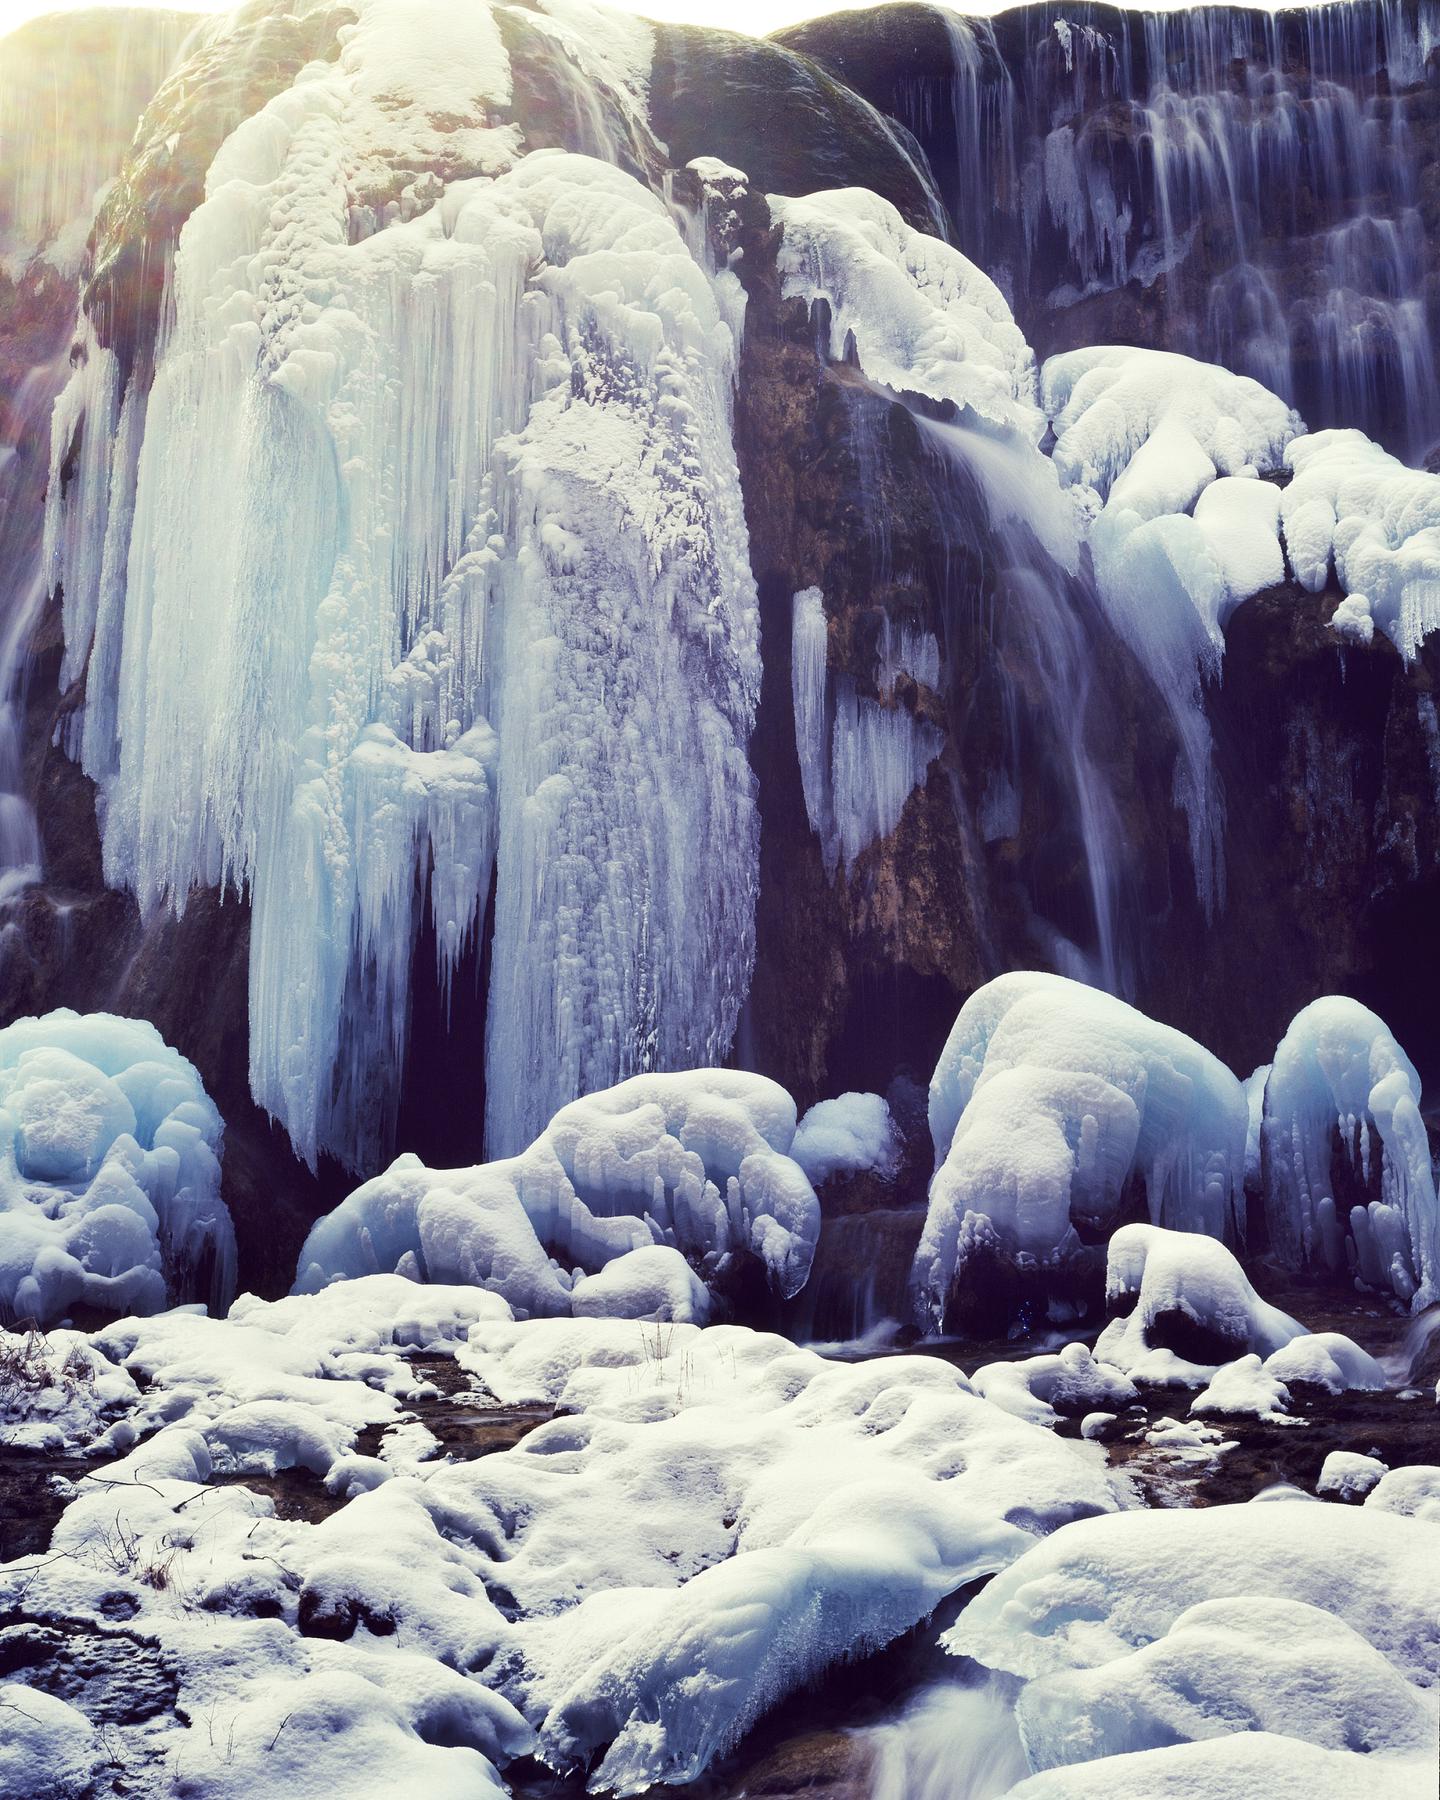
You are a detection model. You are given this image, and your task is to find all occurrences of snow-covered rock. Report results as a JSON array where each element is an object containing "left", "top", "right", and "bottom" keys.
[
  {"left": 1317, "top": 1450, "right": 1389, "bottom": 1500},
  {"left": 1096, "top": 1224, "right": 1305, "bottom": 1382},
  {"left": 1282, "top": 428, "right": 1440, "bottom": 660},
  {"left": 1261, "top": 996, "right": 1439, "bottom": 1307},
  {"left": 295, "top": 1070, "right": 821, "bottom": 1312},
  {"left": 1263, "top": 1330, "right": 1387, "bottom": 1394},
  {"left": 1189, "top": 1353, "right": 1293, "bottom": 1421},
  {"left": 0, "top": 1326, "right": 140, "bottom": 1451},
  {"left": 949, "top": 1500, "right": 1440, "bottom": 1794},
  {"left": 914, "top": 976, "right": 1247, "bottom": 1331},
  {"left": 0, "top": 1009, "right": 233, "bottom": 1326},
  {"left": 972, "top": 1341, "right": 1137, "bottom": 1427},
  {"left": 0, "top": 1685, "right": 99, "bottom": 1800},
  {"left": 790, "top": 1091, "right": 901, "bottom": 1186},
  {"left": 1365, "top": 1464, "right": 1440, "bottom": 1521},
  {"left": 771, "top": 187, "right": 1040, "bottom": 435}
]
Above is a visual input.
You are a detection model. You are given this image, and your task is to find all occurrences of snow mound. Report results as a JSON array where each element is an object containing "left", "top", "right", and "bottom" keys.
[
  {"left": 1366, "top": 1465, "right": 1440, "bottom": 1521},
  {"left": 771, "top": 187, "right": 1040, "bottom": 435},
  {"left": 1282, "top": 428, "right": 1440, "bottom": 660},
  {"left": 1261, "top": 996, "right": 1439, "bottom": 1307},
  {"left": 296, "top": 1070, "right": 821, "bottom": 1311},
  {"left": 972, "top": 1340, "right": 1138, "bottom": 1427},
  {"left": 1096, "top": 1224, "right": 1305, "bottom": 1382},
  {"left": 0, "top": 1326, "right": 140, "bottom": 1451},
  {"left": 1005, "top": 1729, "right": 1426, "bottom": 1798},
  {"left": 0, "top": 1010, "right": 233, "bottom": 1326},
  {"left": 1317, "top": 1450, "right": 1388, "bottom": 1500},
  {"left": 1263, "top": 1330, "right": 1386, "bottom": 1393},
  {"left": 1015, "top": 1592, "right": 1434, "bottom": 1772},
  {"left": 914, "top": 975, "right": 1247, "bottom": 1331},
  {"left": 947, "top": 1499, "right": 1440, "bottom": 1684},
  {"left": 791, "top": 1091, "right": 901, "bottom": 1186},
  {"left": 0, "top": 1685, "right": 99, "bottom": 1800}
]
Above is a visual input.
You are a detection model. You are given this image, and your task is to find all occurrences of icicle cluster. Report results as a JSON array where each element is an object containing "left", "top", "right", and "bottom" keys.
[{"left": 44, "top": 0, "right": 760, "bottom": 1169}]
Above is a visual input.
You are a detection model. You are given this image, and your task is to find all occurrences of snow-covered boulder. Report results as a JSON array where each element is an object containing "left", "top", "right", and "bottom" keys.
[
  {"left": 948, "top": 1501, "right": 1440, "bottom": 1795},
  {"left": 296, "top": 1070, "right": 820, "bottom": 1315},
  {"left": 972, "top": 1340, "right": 1138, "bottom": 1427},
  {"left": 1189, "top": 1354, "right": 1292, "bottom": 1421},
  {"left": 0, "top": 1009, "right": 233, "bottom": 1325},
  {"left": 1003, "top": 1735, "right": 1428, "bottom": 1800},
  {"left": 1263, "top": 1330, "right": 1387, "bottom": 1393},
  {"left": 790, "top": 1091, "right": 901, "bottom": 1187},
  {"left": 1365, "top": 1464, "right": 1440, "bottom": 1521},
  {"left": 1096, "top": 1224, "right": 1304, "bottom": 1382},
  {"left": 1317, "top": 1450, "right": 1389, "bottom": 1500},
  {"left": 913, "top": 975, "right": 1247, "bottom": 1332},
  {"left": 1261, "top": 996, "right": 1439, "bottom": 1307}
]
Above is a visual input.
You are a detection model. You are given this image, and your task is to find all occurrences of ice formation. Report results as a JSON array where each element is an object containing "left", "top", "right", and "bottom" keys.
[
  {"left": 790, "top": 1090, "right": 901, "bottom": 1186},
  {"left": 1043, "top": 347, "right": 1303, "bottom": 917},
  {"left": 1260, "top": 997, "right": 1440, "bottom": 1307},
  {"left": 1281, "top": 428, "right": 1440, "bottom": 660},
  {"left": 44, "top": 3, "right": 761, "bottom": 1169},
  {"left": 949, "top": 1502, "right": 1439, "bottom": 1796},
  {"left": 913, "top": 975, "right": 1247, "bottom": 1330},
  {"left": 1095, "top": 1224, "right": 1304, "bottom": 1383},
  {"left": 789, "top": 585, "right": 945, "bottom": 876},
  {"left": 0, "top": 1010, "right": 233, "bottom": 1326},
  {"left": 1, "top": 1293, "right": 1126, "bottom": 1794},
  {"left": 296, "top": 1069, "right": 821, "bottom": 1310}
]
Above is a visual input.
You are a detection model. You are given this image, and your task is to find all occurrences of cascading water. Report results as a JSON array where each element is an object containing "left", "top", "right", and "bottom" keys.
[
  {"left": 864, "top": 1672, "right": 1029, "bottom": 1800},
  {"left": 802, "top": 0, "right": 1440, "bottom": 461}
]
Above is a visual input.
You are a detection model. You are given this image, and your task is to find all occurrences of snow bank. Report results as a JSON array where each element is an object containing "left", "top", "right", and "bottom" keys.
[
  {"left": 1366, "top": 1465, "right": 1440, "bottom": 1521},
  {"left": 48, "top": 3, "right": 761, "bottom": 1173},
  {"left": 950, "top": 1501, "right": 1439, "bottom": 1795},
  {"left": 914, "top": 975, "right": 1247, "bottom": 1330},
  {"left": 296, "top": 1070, "right": 821, "bottom": 1311},
  {"left": 0, "top": 1685, "right": 99, "bottom": 1800},
  {"left": 1096, "top": 1224, "right": 1304, "bottom": 1382},
  {"left": 1282, "top": 428, "right": 1440, "bottom": 659},
  {"left": 771, "top": 187, "right": 1040, "bottom": 435},
  {"left": 1261, "top": 996, "right": 1439, "bottom": 1306},
  {"left": 0, "top": 1326, "right": 140, "bottom": 1451},
  {"left": 0, "top": 1010, "right": 233, "bottom": 1326},
  {"left": 791, "top": 1091, "right": 901, "bottom": 1186},
  {"left": 1004, "top": 1734, "right": 1427, "bottom": 1800}
]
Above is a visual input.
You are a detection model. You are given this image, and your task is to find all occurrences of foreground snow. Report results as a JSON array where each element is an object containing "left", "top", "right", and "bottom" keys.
[{"left": 0, "top": 1283, "right": 1126, "bottom": 1795}]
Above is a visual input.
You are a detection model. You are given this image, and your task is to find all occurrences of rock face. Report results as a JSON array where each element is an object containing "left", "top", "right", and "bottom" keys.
[{"left": 1, "top": 0, "right": 1438, "bottom": 1295}]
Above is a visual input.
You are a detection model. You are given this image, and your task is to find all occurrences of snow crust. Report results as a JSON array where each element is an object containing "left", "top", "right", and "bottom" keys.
[
  {"left": 914, "top": 975, "right": 1247, "bottom": 1329},
  {"left": 296, "top": 1070, "right": 821, "bottom": 1310},
  {"left": 1261, "top": 996, "right": 1439, "bottom": 1306},
  {"left": 46, "top": 3, "right": 760, "bottom": 1172},
  {"left": 0, "top": 1010, "right": 233, "bottom": 1327}
]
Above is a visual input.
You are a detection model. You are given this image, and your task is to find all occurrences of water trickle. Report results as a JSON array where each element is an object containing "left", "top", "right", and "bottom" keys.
[{"left": 864, "top": 1672, "right": 1029, "bottom": 1800}]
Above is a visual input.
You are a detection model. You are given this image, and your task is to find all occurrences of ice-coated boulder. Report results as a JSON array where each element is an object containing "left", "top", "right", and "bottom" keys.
[
  {"left": 296, "top": 1069, "right": 821, "bottom": 1315},
  {"left": 913, "top": 975, "right": 1247, "bottom": 1332},
  {"left": 0, "top": 1009, "right": 233, "bottom": 1325},
  {"left": 1261, "top": 996, "right": 1439, "bottom": 1307}
]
